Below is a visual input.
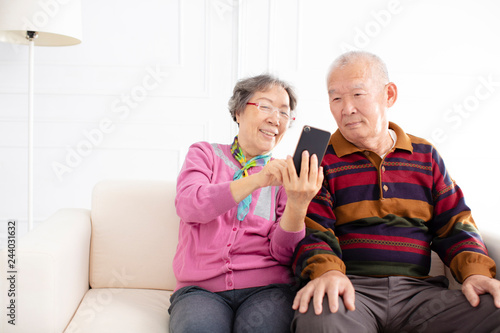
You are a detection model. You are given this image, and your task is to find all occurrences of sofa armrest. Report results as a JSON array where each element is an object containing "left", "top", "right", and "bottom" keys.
[
  {"left": 1, "top": 208, "right": 91, "bottom": 333},
  {"left": 482, "top": 231, "right": 500, "bottom": 281}
]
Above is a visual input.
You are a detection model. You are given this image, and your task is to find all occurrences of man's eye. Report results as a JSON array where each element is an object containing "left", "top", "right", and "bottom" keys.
[{"left": 331, "top": 97, "right": 341, "bottom": 102}]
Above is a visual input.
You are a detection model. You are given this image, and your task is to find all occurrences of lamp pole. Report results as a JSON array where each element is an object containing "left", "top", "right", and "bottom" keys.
[{"left": 27, "top": 31, "right": 37, "bottom": 231}]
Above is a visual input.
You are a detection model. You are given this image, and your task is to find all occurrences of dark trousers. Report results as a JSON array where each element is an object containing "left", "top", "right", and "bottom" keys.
[
  {"left": 292, "top": 275, "right": 500, "bottom": 333},
  {"left": 169, "top": 284, "right": 295, "bottom": 333}
]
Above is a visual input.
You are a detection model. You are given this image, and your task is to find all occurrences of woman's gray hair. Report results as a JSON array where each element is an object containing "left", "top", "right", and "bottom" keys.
[
  {"left": 326, "top": 51, "right": 390, "bottom": 86},
  {"left": 228, "top": 74, "right": 297, "bottom": 123}
]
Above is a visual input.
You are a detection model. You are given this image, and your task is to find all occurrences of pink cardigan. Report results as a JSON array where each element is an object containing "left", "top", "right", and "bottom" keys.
[{"left": 173, "top": 141, "right": 305, "bottom": 292}]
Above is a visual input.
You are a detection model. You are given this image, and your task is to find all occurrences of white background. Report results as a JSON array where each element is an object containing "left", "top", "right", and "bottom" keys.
[{"left": 1, "top": 0, "right": 499, "bottom": 244}]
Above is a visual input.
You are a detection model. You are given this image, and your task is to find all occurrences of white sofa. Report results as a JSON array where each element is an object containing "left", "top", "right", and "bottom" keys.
[{"left": 1, "top": 179, "right": 499, "bottom": 333}]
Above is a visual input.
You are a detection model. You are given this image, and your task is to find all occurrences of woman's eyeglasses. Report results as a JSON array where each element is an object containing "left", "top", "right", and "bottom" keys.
[{"left": 246, "top": 102, "right": 295, "bottom": 121}]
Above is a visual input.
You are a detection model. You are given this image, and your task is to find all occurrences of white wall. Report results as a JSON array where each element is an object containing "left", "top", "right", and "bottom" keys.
[{"left": 1, "top": 0, "right": 499, "bottom": 243}]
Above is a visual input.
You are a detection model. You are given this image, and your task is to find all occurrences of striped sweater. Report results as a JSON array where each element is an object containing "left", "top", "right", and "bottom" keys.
[{"left": 293, "top": 122, "right": 496, "bottom": 284}]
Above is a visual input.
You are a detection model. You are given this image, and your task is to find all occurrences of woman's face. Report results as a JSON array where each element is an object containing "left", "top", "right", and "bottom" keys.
[{"left": 235, "top": 85, "right": 291, "bottom": 159}]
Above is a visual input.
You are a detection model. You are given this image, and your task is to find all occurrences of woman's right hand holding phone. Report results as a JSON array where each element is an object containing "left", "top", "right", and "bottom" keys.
[{"left": 279, "top": 150, "right": 324, "bottom": 232}]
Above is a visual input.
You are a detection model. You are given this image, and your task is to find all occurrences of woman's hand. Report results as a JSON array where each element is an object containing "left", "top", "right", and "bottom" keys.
[
  {"left": 229, "top": 152, "right": 323, "bottom": 221},
  {"left": 284, "top": 151, "right": 324, "bottom": 206},
  {"left": 279, "top": 150, "right": 324, "bottom": 232},
  {"left": 255, "top": 159, "right": 289, "bottom": 188},
  {"left": 230, "top": 159, "right": 287, "bottom": 204}
]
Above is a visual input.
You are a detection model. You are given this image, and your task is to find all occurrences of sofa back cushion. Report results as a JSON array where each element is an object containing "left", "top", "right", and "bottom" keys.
[{"left": 89, "top": 180, "right": 179, "bottom": 290}]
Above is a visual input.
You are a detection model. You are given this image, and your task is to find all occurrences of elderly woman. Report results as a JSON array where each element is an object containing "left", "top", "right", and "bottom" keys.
[{"left": 168, "top": 74, "right": 323, "bottom": 332}]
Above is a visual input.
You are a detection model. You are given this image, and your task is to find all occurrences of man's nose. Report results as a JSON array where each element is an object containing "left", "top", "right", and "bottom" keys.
[{"left": 341, "top": 96, "right": 356, "bottom": 115}]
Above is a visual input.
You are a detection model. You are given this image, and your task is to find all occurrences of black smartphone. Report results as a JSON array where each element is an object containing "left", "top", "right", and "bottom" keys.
[{"left": 292, "top": 125, "right": 331, "bottom": 176}]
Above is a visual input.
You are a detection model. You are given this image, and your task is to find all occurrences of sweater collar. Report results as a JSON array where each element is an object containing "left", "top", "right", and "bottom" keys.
[{"left": 331, "top": 122, "right": 413, "bottom": 157}]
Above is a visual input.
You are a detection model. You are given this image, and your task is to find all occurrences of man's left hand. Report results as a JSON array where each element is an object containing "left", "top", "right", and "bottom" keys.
[{"left": 462, "top": 274, "right": 500, "bottom": 308}]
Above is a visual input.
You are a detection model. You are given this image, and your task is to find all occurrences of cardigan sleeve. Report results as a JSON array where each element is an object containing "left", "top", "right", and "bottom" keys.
[
  {"left": 292, "top": 167, "right": 346, "bottom": 284},
  {"left": 175, "top": 142, "right": 237, "bottom": 224},
  {"left": 268, "top": 186, "right": 306, "bottom": 265}
]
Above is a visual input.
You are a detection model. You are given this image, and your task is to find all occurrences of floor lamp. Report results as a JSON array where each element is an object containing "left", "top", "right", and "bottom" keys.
[{"left": 0, "top": 0, "right": 82, "bottom": 231}]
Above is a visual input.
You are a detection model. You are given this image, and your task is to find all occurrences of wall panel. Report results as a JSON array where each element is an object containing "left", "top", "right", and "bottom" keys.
[{"left": 1, "top": 0, "right": 499, "bottom": 240}]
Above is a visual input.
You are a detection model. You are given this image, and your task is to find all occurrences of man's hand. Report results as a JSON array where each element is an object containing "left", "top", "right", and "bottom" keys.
[
  {"left": 292, "top": 270, "right": 356, "bottom": 315},
  {"left": 462, "top": 274, "right": 500, "bottom": 308}
]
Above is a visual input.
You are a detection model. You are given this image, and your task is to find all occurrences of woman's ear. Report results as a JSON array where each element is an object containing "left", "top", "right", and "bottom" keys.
[{"left": 235, "top": 110, "right": 242, "bottom": 124}]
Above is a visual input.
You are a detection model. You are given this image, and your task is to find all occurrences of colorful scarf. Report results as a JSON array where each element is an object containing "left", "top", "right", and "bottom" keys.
[{"left": 231, "top": 136, "right": 271, "bottom": 221}]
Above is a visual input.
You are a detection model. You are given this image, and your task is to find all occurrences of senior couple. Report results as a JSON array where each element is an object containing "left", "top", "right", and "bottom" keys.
[{"left": 168, "top": 51, "right": 500, "bottom": 333}]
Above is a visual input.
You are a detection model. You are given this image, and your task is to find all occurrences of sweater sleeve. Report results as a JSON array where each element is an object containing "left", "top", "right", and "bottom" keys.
[
  {"left": 268, "top": 187, "right": 306, "bottom": 265},
  {"left": 175, "top": 142, "right": 237, "bottom": 223},
  {"left": 428, "top": 146, "right": 496, "bottom": 282},
  {"left": 292, "top": 168, "right": 346, "bottom": 284}
]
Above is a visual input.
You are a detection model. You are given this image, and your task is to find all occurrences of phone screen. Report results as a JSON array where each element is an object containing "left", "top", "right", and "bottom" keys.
[{"left": 292, "top": 125, "right": 331, "bottom": 176}]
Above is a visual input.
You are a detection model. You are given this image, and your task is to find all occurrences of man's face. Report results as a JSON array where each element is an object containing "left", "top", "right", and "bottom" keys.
[{"left": 327, "top": 61, "right": 394, "bottom": 149}]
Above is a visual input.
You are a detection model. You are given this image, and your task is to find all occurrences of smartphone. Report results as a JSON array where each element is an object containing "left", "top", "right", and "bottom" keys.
[{"left": 292, "top": 125, "right": 331, "bottom": 176}]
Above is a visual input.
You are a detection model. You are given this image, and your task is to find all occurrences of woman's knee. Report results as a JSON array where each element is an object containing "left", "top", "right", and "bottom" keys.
[{"left": 169, "top": 287, "right": 233, "bottom": 333}]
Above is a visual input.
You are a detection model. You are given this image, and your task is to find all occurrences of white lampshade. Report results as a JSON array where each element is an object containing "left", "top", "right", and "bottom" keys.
[{"left": 0, "top": 0, "right": 82, "bottom": 46}]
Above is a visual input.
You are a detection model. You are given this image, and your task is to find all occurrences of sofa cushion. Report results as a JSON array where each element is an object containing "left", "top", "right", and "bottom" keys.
[
  {"left": 430, "top": 251, "right": 461, "bottom": 290},
  {"left": 429, "top": 251, "right": 445, "bottom": 277},
  {"left": 89, "top": 180, "right": 179, "bottom": 290},
  {"left": 64, "top": 288, "right": 171, "bottom": 333}
]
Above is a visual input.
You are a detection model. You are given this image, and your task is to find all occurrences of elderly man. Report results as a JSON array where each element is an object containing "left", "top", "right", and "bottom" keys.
[{"left": 291, "top": 51, "right": 500, "bottom": 332}]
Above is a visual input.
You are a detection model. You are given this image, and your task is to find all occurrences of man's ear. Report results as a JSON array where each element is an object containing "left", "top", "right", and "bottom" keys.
[{"left": 386, "top": 82, "right": 398, "bottom": 107}]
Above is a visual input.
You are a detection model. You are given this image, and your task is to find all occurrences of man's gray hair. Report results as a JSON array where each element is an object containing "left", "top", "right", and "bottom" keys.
[
  {"left": 327, "top": 51, "right": 390, "bottom": 85},
  {"left": 228, "top": 74, "right": 297, "bottom": 123}
]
